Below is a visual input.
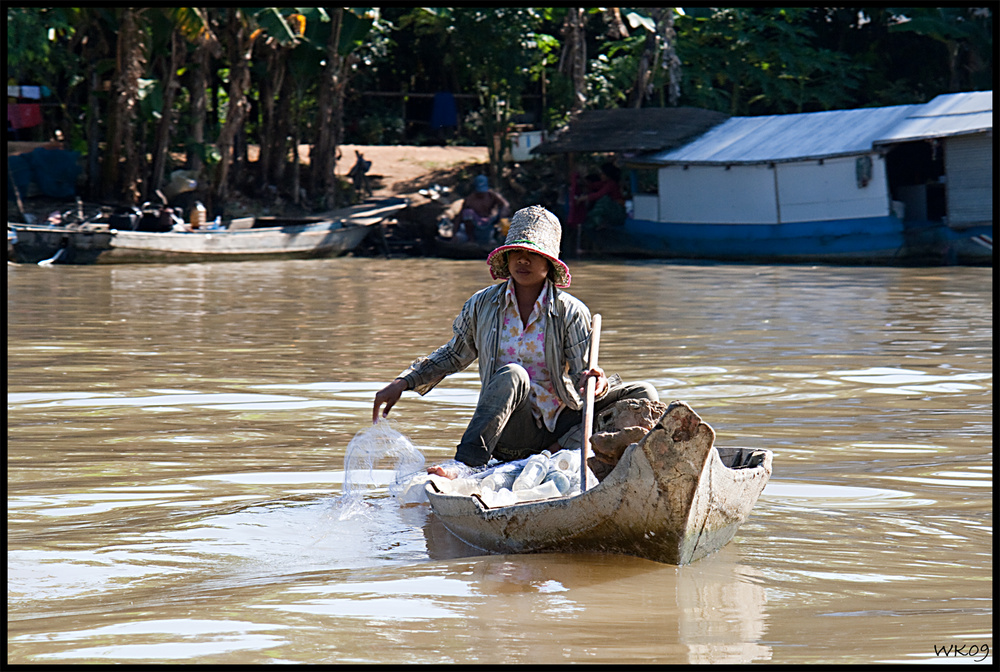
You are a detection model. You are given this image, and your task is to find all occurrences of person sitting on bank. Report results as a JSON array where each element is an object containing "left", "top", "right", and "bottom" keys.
[
  {"left": 459, "top": 174, "right": 511, "bottom": 245},
  {"left": 372, "top": 205, "right": 659, "bottom": 478}
]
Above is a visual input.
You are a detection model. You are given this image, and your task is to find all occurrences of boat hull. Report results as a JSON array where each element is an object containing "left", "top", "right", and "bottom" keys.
[
  {"left": 426, "top": 401, "right": 772, "bottom": 565},
  {"left": 8, "top": 224, "right": 114, "bottom": 265},
  {"left": 432, "top": 236, "right": 494, "bottom": 259},
  {"left": 598, "top": 215, "right": 991, "bottom": 265},
  {"left": 98, "top": 221, "right": 373, "bottom": 264}
]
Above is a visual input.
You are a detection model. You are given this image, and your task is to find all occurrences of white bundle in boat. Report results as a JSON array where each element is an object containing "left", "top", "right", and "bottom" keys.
[{"left": 396, "top": 449, "right": 597, "bottom": 506}]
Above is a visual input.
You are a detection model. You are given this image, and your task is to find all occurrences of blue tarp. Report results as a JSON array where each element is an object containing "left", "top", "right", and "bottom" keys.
[{"left": 7, "top": 147, "right": 81, "bottom": 199}]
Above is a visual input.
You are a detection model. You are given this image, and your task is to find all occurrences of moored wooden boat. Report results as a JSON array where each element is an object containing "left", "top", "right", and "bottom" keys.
[
  {"left": 99, "top": 218, "right": 369, "bottom": 264},
  {"left": 432, "top": 235, "right": 494, "bottom": 259},
  {"left": 425, "top": 400, "right": 772, "bottom": 565},
  {"left": 7, "top": 222, "right": 114, "bottom": 265},
  {"left": 99, "top": 197, "right": 408, "bottom": 264}
]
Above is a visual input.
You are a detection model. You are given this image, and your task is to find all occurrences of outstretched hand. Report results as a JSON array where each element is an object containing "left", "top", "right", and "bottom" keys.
[{"left": 373, "top": 378, "right": 408, "bottom": 423}]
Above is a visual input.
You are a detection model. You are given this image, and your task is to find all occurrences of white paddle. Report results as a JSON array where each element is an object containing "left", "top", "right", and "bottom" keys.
[{"left": 581, "top": 313, "right": 601, "bottom": 492}]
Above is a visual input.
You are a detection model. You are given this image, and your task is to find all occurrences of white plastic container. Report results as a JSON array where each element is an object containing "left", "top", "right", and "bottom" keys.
[
  {"left": 551, "top": 449, "right": 581, "bottom": 473},
  {"left": 542, "top": 469, "right": 572, "bottom": 494},
  {"left": 513, "top": 480, "right": 562, "bottom": 502},
  {"left": 512, "top": 453, "right": 550, "bottom": 491},
  {"left": 482, "top": 469, "right": 518, "bottom": 492}
]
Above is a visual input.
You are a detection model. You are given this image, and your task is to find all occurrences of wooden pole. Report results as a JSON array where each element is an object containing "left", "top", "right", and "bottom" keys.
[{"left": 581, "top": 313, "right": 601, "bottom": 491}]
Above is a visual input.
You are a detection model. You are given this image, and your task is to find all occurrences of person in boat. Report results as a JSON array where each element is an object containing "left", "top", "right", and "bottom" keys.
[
  {"left": 372, "top": 205, "right": 659, "bottom": 478},
  {"left": 458, "top": 174, "right": 511, "bottom": 245}
]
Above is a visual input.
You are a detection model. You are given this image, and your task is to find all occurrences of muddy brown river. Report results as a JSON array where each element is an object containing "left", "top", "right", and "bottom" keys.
[{"left": 7, "top": 257, "right": 992, "bottom": 664}]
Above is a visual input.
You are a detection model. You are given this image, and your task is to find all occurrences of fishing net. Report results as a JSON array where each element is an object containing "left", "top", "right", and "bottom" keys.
[{"left": 338, "top": 419, "right": 427, "bottom": 516}]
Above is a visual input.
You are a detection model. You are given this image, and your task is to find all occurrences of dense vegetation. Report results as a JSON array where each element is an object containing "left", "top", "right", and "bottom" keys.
[{"left": 6, "top": 6, "right": 993, "bottom": 211}]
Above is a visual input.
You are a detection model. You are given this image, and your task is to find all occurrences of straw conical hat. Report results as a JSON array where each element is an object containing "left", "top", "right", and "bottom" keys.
[{"left": 487, "top": 205, "right": 570, "bottom": 288}]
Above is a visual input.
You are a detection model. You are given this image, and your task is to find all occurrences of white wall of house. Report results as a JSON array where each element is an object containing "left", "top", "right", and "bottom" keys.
[
  {"left": 657, "top": 164, "right": 777, "bottom": 224},
  {"left": 775, "top": 154, "right": 890, "bottom": 222},
  {"left": 653, "top": 155, "right": 890, "bottom": 225},
  {"left": 632, "top": 194, "right": 659, "bottom": 222}
]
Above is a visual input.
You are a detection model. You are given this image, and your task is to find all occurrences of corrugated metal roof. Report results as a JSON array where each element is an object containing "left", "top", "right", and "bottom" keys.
[
  {"left": 532, "top": 107, "right": 729, "bottom": 155},
  {"left": 643, "top": 91, "right": 993, "bottom": 166},
  {"left": 646, "top": 104, "right": 920, "bottom": 165},
  {"left": 873, "top": 90, "right": 993, "bottom": 144}
]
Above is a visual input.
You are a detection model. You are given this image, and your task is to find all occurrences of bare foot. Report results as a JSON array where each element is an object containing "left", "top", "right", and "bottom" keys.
[{"left": 427, "top": 464, "right": 461, "bottom": 479}]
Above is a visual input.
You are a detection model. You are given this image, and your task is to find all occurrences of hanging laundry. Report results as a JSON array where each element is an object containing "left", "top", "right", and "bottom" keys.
[
  {"left": 20, "top": 85, "right": 42, "bottom": 99},
  {"left": 7, "top": 103, "right": 43, "bottom": 129}
]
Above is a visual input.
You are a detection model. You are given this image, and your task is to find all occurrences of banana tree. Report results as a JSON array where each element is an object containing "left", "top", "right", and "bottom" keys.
[
  {"left": 213, "top": 7, "right": 299, "bottom": 203},
  {"left": 304, "top": 7, "right": 378, "bottom": 208},
  {"left": 143, "top": 7, "right": 216, "bottom": 202}
]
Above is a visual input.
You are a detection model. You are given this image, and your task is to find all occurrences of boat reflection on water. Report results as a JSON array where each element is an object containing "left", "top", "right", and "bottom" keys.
[{"left": 415, "top": 505, "right": 770, "bottom": 664}]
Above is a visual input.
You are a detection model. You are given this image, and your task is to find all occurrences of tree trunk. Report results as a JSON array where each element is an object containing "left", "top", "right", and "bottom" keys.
[
  {"left": 629, "top": 7, "right": 682, "bottom": 108},
  {"left": 188, "top": 41, "right": 209, "bottom": 175},
  {"left": 481, "top": 86, "right": 510, "bottom": 187},
  {"left": 311, "top": 8, "right": 344, "bottom": 209},
  {"left": 292, "top": 88, "right": 302, "bottom": 206},
  {"left": 559, "top": 8, "right": 588, "bottom": 113},
  {"left": 86, "top": 68, "right": 101, "bottom": 198},
  {"left": 629, "top": 12, "right": 658, "bottom": 108},
  {"left": 604, "top": 7, "right": 629, "bottom": 39},
  {"left": 258, "top": 44, "right": 287, "bottom": 192},
  {"left": 148, "top": 28, "right": 184, "bottom": 201},
  {"left": 101, "top": 7, "right": 145, "bottom": 204},
  {"left": 214, "top": 9, "right": 252, "bottom": 203},
  {"left": 662, "top": 8, "right": 682, "bottom": 106},
  {"left": 271, "top": 72, "right": 295, "bottom": 193}
]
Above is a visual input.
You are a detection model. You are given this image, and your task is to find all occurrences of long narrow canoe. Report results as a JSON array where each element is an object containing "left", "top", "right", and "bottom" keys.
[
  {"left": 425, "top": 400, "right": 772, "bottom": 565},
  {"left": 99, "top": 197, "right": 408, "bottom": 264},
  {"left": 98, "top": 219, "right": 370, "bottom": 264}
]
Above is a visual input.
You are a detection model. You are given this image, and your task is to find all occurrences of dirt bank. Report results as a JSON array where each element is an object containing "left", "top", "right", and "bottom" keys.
[{"left": 333, "top": 144, "right": 490, "bottom": 198}]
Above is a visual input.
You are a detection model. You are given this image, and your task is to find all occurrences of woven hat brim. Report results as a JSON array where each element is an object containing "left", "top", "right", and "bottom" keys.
[{"left": 487, "top": 243, "right": 571, "bottom": 288}]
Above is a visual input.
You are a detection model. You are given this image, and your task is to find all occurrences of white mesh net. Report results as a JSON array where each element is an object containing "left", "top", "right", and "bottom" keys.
[{"left": 336, "top": 419, "right": 427, "bottom": 518}]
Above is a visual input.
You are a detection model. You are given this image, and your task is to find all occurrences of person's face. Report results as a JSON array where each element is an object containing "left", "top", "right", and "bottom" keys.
[{"left": 507, "top": 249, "right": 550, "bottom": 289}]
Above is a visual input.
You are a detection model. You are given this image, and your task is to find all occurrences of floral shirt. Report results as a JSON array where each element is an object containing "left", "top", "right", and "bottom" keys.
[
  {"left": 498, "top": 280, "right": 564, "bottom": 431},
  {"left": 398, "top": 280, "right": 596, "bottom": 419}
]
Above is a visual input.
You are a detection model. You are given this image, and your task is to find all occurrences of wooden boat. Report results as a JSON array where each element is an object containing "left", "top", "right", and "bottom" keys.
[
  {"left": 432, "top": 234, "right": 494, "bottom": 260},
  {"left": 7, "top": 222, "right": 114, "bottom": 265},
  {"left": 99, "top": 197, "right": 408, "bottom": 264},
  {"left": 425, "top": 400, "right": 772, "bottom": 565}
]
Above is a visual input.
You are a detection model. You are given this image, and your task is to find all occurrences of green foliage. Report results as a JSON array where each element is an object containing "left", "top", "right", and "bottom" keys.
[
  {"left": 673, "top": 7, "right": 866, "bottom": 114},
  {"left": 6, "top": 7, "right": 73, "bottom": 84},
  {"left": 7, "top": 5, "right": 991, "bottom": 203}
]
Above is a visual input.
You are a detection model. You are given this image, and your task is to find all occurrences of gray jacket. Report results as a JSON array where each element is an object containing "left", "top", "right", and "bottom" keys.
[{"left": 398, "top": 280, "right": 595, "bottom": 409}]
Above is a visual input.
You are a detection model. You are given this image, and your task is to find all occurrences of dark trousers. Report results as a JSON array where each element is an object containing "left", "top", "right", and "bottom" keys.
[{"left": 455, "top": 363, "right": 659, "bottom": 467}]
